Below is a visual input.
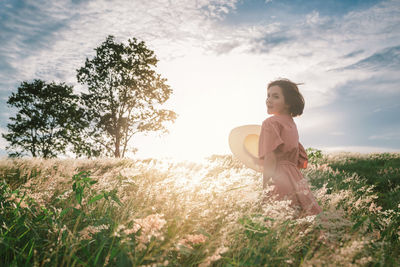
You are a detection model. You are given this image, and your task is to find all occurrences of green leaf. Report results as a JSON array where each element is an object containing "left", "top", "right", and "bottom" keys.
[
  {"left": 89, "top": 193, "right": 104, "bottom": 205},
  {"left": 111, "top": 194, "right": 122, "bottom": 206},
  {"left": 76, "top": 193, "right": 82, "bottom": 204},
  {"left": 110, "top": 246, "right": 119, "bottom": 261},
  {"left": 83, "top": 177, "right": 91, "bottom": 183},
  {"left": 18, "top": 228, "right": 30, "bottom": 239},
  {"left": 26, "top": 240, "right": 35, "bottom": 263},
  {"left": 59, "top": 207, "right": 71, "bottom": 218},
  {"left": 94, "top": 243, "right": 106, "bottom": 265},
  {"left": 351, "top": 215, "right": 368, "bottom": 232}
]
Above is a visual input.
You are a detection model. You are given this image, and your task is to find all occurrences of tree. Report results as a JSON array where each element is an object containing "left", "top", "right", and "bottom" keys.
[
  {"left": 76, "top": 35, "right": 177, "bottom": 157},
  {"left": 2, "top": 79, "right": 87, "bottom": 158}
]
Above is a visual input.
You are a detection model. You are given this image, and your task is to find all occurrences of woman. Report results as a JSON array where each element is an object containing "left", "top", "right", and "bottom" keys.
[{"left": 258, "top": 79, "right": 322, "bottom": 216}]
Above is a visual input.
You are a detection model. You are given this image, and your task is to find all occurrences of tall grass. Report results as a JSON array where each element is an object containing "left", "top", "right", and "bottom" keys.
[{"left": 0, "top": 152, "right": 399, "bottom": 266}]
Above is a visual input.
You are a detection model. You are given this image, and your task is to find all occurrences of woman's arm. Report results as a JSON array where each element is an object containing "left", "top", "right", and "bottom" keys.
[{"left": 262, "top": 151, "right": 277, "bottom": 189}]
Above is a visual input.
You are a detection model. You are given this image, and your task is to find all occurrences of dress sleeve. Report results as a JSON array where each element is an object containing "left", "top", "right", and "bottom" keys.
[
  {"left": 258, "top": 119, "right": 284, "bottom": 159},
  {"left": 298, "top": 142, "right": 308, "bottom": 169}
]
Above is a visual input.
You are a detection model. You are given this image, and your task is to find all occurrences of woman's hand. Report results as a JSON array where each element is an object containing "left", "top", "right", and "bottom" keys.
[{"left": 262, "top": 151, "right": 277, "bottom": 188}]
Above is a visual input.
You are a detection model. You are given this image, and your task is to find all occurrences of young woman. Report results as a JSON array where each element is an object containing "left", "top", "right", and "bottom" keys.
[{"left": 258, "top": 79, "right": 322, "bottom": 216}]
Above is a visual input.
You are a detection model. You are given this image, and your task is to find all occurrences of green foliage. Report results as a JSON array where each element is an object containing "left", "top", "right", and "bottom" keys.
[
  {"left": 306, "top": 147, "right": 323, "bottom": 164},
  {"left": 2, "top": 79, "right": 87, "bottom": 158},
  {"left": 0, "top": 169, "right": 126, "bottom": 266},
  {"left": 76, "top": 35, "right": 177, "bottom": 158},
  {"left": 0, "top": 154, "right": 399, "bottom": 266},
  {"left": 0, "top": 181, "right": 57, "bottom": 266},
  {"left": 317, "top": 152, "right": 400, "bottom": 210},
  {"left": 71, "top": 170, "right": 122, "bottom": 210},
  {"left": 305, "top": 153, "right": 400, "bottom": 265},
  {"left": 72, "top": 171, "right": 97, "bottom": 205},
  {"left": 233, "top": 216, "right": 289, "bottom": 266}
]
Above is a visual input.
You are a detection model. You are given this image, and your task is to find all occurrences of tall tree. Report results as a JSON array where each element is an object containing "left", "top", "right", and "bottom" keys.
[
  {"left": 77, "top": 35, "right": 177, "bottom": 157},
  {"left": 2, "top": 79, "right": 87, "bottom": 158}
]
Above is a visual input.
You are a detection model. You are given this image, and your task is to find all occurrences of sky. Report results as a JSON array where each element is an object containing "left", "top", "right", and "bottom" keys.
[{"left": 0, "top": 0, "right": 399, "bottom": 161}]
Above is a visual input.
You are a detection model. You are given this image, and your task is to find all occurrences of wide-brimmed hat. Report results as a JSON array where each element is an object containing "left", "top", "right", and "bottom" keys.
[{"left": 229, "top": 125, "right": 263, "bottom": 172}]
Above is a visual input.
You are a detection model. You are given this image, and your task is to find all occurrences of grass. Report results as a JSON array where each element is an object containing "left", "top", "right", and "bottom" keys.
[
  {"left": 0, "top": 150, "right": 399, "bottom": 266},
  {"left": 318, "top": 152, "right": 400, "bottom": 210}
]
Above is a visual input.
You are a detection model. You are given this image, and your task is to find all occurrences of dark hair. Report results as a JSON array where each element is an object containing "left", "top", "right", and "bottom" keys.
[{"left": 267, "top": 78, "right": 305, "bottom": 117}]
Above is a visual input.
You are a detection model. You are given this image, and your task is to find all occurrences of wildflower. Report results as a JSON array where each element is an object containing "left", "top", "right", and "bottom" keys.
[
  {"left": 79, "top": 225, "right": 108, "bottom": 240},
  {"left": 113, "top": 224, "right": 126, "bottom": 237},
  {"left": 355, "top": 256, "right": 373, "bottom": 265},
  {"left": 133, "top": 214, "right": 167, "bottom": 250},
  {"left": 104, "top": 254, "right": 110, "bottom": 266},
  {"left": 334, "top": 238, "right": 369, "bottom": 263},
  {"left": 178, "top": 234, "right": 207, "bottom": 249},
  {"left": 186, "top": 234, "right": 207, "bottom": 244},
  {"left": 261, "top": 199, "right": 297, "bottom": 225},
  {"left": 123, "top": 227, "right": 137, "bottom": 235},
  {"left": 199, "top": 246, "right": 228, "bottom": 267},
  {"left": 368, "top": 202, "right": 382, "bottom": 213},
  {"left": 296, "top": 215, "right": 316, "bottom": 224}
]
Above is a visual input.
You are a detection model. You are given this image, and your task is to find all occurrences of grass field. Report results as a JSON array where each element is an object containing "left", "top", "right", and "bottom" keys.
[{"left": 1, "top": 150, "right": 399, "bottom": 266}]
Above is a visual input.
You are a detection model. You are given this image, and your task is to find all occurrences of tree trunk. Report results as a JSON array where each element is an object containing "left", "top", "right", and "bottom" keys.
[{"left": 115, "top": 134, "right": 121, "bottom": 157}]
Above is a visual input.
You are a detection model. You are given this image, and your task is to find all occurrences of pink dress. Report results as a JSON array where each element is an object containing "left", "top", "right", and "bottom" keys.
[{"left": 258, "top": 114, "right": 322, "bottom": 216}]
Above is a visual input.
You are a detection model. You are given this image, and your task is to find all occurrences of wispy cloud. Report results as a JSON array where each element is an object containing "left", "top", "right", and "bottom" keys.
[
  {"left": 0, "top": 0, "right": 244, "bottom": 89},
  {"left": 240, "top": 0, "right": 400, "bottom": 99},
  {"left": 369, "top": 132, "right": 400, "bottom": 141},
  {"left": 336, "top": 45, "right": 400, "bottom": 71},
  {"left": 1, "top": 0, "right": 399, "bottom": 157},
  {"left": 342, "top": 49, "right": 365, "bottom": 59}
]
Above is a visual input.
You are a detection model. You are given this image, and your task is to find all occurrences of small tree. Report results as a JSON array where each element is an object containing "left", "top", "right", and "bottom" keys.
[
  {"left": 2, "top": 79, "right": 87, "bottom": 158},
  {"left": 77, "top": 35, "right": 177, "bottom": 157}
]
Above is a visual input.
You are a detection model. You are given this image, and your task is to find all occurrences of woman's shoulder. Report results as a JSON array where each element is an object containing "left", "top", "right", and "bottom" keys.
[
  {"left": 262, "top": 115, "right": 285, "bottom": 125},
  {"left": 262, "top": 115, "right": 296, "bottom": 132},
  {"left": 262, "top": 116, "right": 282, "bottom": 129}
]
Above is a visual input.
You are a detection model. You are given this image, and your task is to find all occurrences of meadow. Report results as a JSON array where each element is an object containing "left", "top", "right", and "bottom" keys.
[{"left": 1, "top": 150, "right": 399, "bottom": 266}]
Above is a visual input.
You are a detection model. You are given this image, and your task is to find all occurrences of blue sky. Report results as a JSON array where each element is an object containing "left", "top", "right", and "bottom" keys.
[{"left": 0, "top": 0, "right": 399, "bottom": 160}]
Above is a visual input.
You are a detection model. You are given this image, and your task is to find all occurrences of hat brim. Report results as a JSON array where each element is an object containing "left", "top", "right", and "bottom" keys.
[{"left": 229, "top": 125, "right": 264, "bottom": 172}]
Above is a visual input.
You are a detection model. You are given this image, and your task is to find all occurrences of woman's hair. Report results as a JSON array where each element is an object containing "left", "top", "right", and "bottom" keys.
[{"left": 267, "top": 78, "right": 305, "bottom": 117}]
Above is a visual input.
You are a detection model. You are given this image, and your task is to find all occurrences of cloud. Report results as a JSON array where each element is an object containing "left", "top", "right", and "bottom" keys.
[
  {"left": 1, "top": 0, "right": 400, "bottom": 157},
  {"left": 0, "top": 0, "right": 243, "bottom": 89},
  {"left": 0, "top": 0, "right": 244, "bottom": 123},
  {"left": 199, "top": 0, "right": 239, "bottom": 20},
  {"left": 336, "top": 45, "right": 400, "bottom": 71},
  {"left": 342, "top": 49, "right": 364, "bottom": 59},
  {"left": 304, "top": 10, "right": 332, "bottom": 26},
  {"left": 0, "top": 0, "right": 77, "bottom": 79},
  {"left": 0, "top": 127, "right": 8, "bottom": 151},
  {"left": 369, "top": 132, "right": 400, "bottom": 141},
  {"left": 0, "top": 0, "right": 244, "bottom": 157},
  {"left": 297, "top": 79, "right": 400, "bottom": 151},
  {"left": 2, "top": 0, "right": 399, "bottom": 91},
  {"left": 250, "top": 31, "right": 294, "bottom": 53},
  {"left": 240, "top": 0, "right": 400, "bottom": 97}
]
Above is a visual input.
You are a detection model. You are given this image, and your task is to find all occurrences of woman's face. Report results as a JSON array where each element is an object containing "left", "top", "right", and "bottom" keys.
[{"left": 266, "top": 85, "right": 290, "bottom": 115}]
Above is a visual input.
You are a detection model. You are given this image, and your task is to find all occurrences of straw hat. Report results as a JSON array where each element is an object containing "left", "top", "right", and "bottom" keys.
[{"left": 228, "top": 125, "right": 263, "bottom": 172}]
